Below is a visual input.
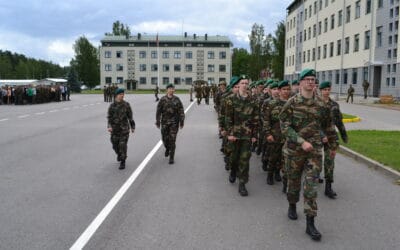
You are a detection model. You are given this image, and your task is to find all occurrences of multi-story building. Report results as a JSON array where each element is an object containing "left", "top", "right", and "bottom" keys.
[
  {"left": 285, "top": 0, "right": 400, "bottom": 97},
  {"left": 99, "top": 33, "right": 232, "bottom": 90}
]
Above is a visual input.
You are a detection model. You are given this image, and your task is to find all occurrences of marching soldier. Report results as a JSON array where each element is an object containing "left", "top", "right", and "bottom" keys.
[
  {"left": 362, "top": 80, "right": 370, "bottom": 99},
  {"left": 107, "top": 88, "right": 136, "bottom": 170},
  {"left": 156, "top": 83, "right": 185, "bottom": 164},
  {"left": 347, "top": 85, "right": 354, "bottom": 103},
  {"left": 279, "top": 69, "right": 337, "bottom": 241}
]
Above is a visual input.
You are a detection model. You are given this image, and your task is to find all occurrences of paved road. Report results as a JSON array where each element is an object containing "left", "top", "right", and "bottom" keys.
[{"left": 0, "top": 95, "right": 399, "bottom": 249}]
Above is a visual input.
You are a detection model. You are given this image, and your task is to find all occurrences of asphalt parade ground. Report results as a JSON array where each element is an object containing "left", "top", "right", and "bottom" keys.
[{"left": 0, "top": 94, "right": 399, "bottom": 250}]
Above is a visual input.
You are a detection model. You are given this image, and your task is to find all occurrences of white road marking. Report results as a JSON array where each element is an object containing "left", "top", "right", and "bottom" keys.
[
  {"left": 0, "top": 118, "right": 9, "bottom": 122},
  {"left": 35, "top": 112, "right": 45, "bottom": 115},
  {"left": 49, "top": 110, "right": 59, "bottom": 113},
  {"left": 62, "top": 107, "right": 70, "bottom": 110},
  {"left": 18, "top": 115, "right": 30, "bottom": 118},
  {"left": 70, "top": 100, "right": 195, "bottom": 250}
]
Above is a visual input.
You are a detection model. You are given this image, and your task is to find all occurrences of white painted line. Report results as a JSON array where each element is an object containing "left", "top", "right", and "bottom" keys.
[
  {"left": 49, "top": 110, "right": 59, "bottom": 113},
  {"left": 70, "top": 100, "right": 195, "bottom": 250},
  {"left": 0, "top": 118, "right": 9, "bottom": 122},
  {"left": 96, "top": 103, "right": 101, "bottom": 105},
  {"left": 89, "top": 103, "right": 95, "bottom": 106},
  {"left": 63, "top": 107, "right": 70, "bottom": 110},
  {"left": 35, "top": 112, "right": 45, "bottom": 115},
  {"left": 18, "top": 115, "right": 30, "bottom": 118}
]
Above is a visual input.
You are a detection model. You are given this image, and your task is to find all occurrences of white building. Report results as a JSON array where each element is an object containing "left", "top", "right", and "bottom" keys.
[
  {"left": 285, "top": 0, "right": 400, "bottom": 97},
  {"left": 99, "top": 33, "right": 232, "bottom": 90}
]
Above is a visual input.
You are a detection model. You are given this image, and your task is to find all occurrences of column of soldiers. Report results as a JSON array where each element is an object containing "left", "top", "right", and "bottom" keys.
[
  {"left": 215, "top": 69, "right": 348, "bottom": 242},
  {"left": 193, "top": 81, "right": 213, "bottom": 105},
  {"left": 103, "top": 85, "right": 118, "bottom": 103},
  {"left": 0, "top": 84, "right": 68, "bottom": 105}
]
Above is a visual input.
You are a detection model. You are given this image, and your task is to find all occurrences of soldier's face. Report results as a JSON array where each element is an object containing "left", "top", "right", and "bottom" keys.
[
  {"left": 300, "top": 77, "right": 316, "bottom": 92},
  {"left": 271, "top": 88, "right": 279, "bottom": 98},
  {"left": 167, "top": 87, "right": 175, "bottom": 95},
  {"left": 116, "top": 93, "right": 124, "bottom": 101},
  {"left": 238, "top": 79, "right": 249, "bottom": 92},
  {"left": 280, "top": 86, "right": 291, "bottom": 99},
  {"left": 320, "top": 87, "right": 331, "bottom": 98}
]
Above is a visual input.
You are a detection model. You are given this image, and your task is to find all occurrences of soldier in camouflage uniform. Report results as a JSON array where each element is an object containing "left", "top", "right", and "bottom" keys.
[
  {"left": 225, "top": 75, "right": 259, "bottom": 196},
  {"left": 107, "top": 88, "right": 136, "bottom": 170},
  {"left": 290, "top": 79, "right": 300, "bottom": 97},
  {"left": 203, "top": 83, "right": 211, "bottom": 105},
  {"left": 319, "top": 81, "right": 348, "bottom": 199},
  {"left": 156, "top": 83, "right": 185, "bottom": 164},
  {"left": 262, "top": 80, "right": 291, "bottom": 187},
  {"left": 279, "top": 69, "right": 337, "bottom": 241},
  {"left": 194, "top": 83, "right": 203, "bottom": 105}
]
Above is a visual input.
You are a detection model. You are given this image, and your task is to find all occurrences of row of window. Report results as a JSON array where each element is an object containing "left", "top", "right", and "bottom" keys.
[
  {"left": 104, "top": 64, "right": 227, "bottom": 72},
  {"left": 137, "top": 77, "right": 227, "bottom": 85},
  {"left": 286, "top": 32, "right": 398, "bottom": 66},
  {"left": 104, "top": 50, "right": 227, "bottom": 59}
]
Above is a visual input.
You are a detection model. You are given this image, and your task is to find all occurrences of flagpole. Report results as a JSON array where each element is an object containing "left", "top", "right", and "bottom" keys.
[{"left": 157, "top": 33, "right": 160, "bottom": 88}]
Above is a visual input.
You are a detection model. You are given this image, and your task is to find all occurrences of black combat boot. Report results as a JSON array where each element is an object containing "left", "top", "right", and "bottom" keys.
[
  {"left": 165, "top": 148, "right": 169, "bottom": 157},
  {"left": 306, "top": 216, "right": 322, "bottom": 241},
  {"left": 262, "top": 160, "right": 268, "bottom": 172},
  {"left": 288, "top": 203, "right": 298, "bottom": 220},
  {"left": 282, "top": 178, "right": 287, "bottom": 193},
  {"left": 266, "top": 172, "right": 274, "bottom": 185},
  {"left": 119, "top": 160, "right": 125, "bottom": 170},
  {"left": 274, "top": 170, "right": 282, "bottom": 182},
  {"left": 238, "top": 183, "right": 248, "bottom": 196},
  {"left": 229, "top": 169, "right": 236, "bottom": 183},
  {"left": 325, "top": 181, "right": 337, "bottom": 199},
  {"left": 117, "top": 154, "right": 121, "bottom": 162}
]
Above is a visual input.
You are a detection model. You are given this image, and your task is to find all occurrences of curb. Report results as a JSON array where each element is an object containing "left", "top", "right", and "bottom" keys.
[
  {"left": 339, "top": 145, "right": 400, "bottom": 181},
  {"left": 342, "top": 117, "right": 361, "bottom": 123}
]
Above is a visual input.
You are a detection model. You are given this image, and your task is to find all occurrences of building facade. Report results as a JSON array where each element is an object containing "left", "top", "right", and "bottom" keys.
[
  {"left": 285, "top": 0, "right": 400, "bottom": 97},
  {"left": 99, "top": 34, "right": 232, "bottom": 90}
]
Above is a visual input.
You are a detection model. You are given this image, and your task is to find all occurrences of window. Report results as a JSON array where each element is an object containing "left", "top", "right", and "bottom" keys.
[
  {"left": 309, "top": 5, "right": 312, "bottom": 18},
  {"left": 174, "top": 64, "right": 181, "bottom": 72},
  {"left": 390, "top": 22, "right": 393, "bottom": 32},
  {"left": 105, "top": 64, "right": 112, "bottom": 71},
  {"left": 365, "top": 30, "right": 370, "bottom": 49},
  {"left": 338, "top": 10, "right": 343, "bottom": 26},
  {"left": 305, "top": 9, "right": 308, "bottom": 20},
  {"left": 208, "top": 78, "right": 215, "bottom": 85},
  {"left": 388, "top": 49, "right": 392, "bottom": 58},
  {"left": 394, "top": 48, "right": 397, "bottom": 58},
  {"left": 312, "top": 48, "right": 316, "bottom": 61},
  {"left": 317, "top": 46, "right": 321, "bottom": 60},
  {"left": 313, "top": 24, "right": 317, "bottom": 37},
  {"left": 366, "top": 0, "right": 371, "bottom": 14},
  {"left": 151, "top": 51, "right": 157, "bottom": 59},
  {"left": 318, "top": 22, "right": 322, "bottom": 35},
  {"left": 331, "top": 14, "right": 335, "bottom": 29},
  {"left": 304, "top": 29, "right": 307, "bottom": 41},
  {"left": 314, "top": 1, "right": 317, "bottom": 14},
  {"left": 337, "top": 39, "right": 342, "bottom": 55},
  {"left": 392, "top": 77, "right": 396, "bottom": 86},
  {"left": 174, "top": 51, "right": 181, "bottom": 59},
  {"left": 219, "top": 65, "right": 226, "bottom": 72},
  {"left": 174, "top": 77, "right": 181, "bottom": 85},
  {"left": 390, "top": 9, "right": 394, "bottom": 18},
  {"left": 377, "top": 26, "right": 383, "bottom": 47},
  {"left": 163, "top": 64, "right": 169, "bottom": 72},
  {"left": 219, "top": 51, "right": 226, "bottom": 59},
  {"left": 346, "top": 5, "right": 351, "bottom": 23},
  {"left": 208, "top": 64, "right": 215, "bottom": 72},
  {"left": 335, "top": 70, "right": 340, "bottom": 84},
  {"left": 185, "top": 77, "right": 193, "bottom": 85},
  {"left": 330, "top": 42, "right": 334, "bottom": 57},
  {"left": 324, "top": 18, "right": 328, "bottom": 32},
  {"left": 387, "top": 64, "right": 391, "bottom": 73},
  {"left": 162, "top": 77, "right": 169, "bottom": 84},
  {"left": 208, "top": 51, "right": 215, "bottom": 59},
  {"left": 151, "top": 77, "right": 158, "bottom": 85},
  {"left": 389, "top": 36, "right": 393, "bottom": 45},
  {"left": 140, "top": 64, "right": 146, "bottom": 71},
  {"left": 378, "top": 0, "right": 383, "bottom": 8},
  {"left": 345, "top": 37, "right": 350, "bottom": 54},
  {"left": 355, "top": 1, "right": 361, "bottom": 19},
  {"left": 354, "top": 34, "right": 359, "bottom": 52},
  {"left": 303, "top": 51, "right": 306, "bottom": 63},
  {"left": 105, "top": 51, "right": 111, "bottom": 58},
  {"left": 396, "top": 21, "right": 399, "bottom": 31},
  {"left": 139, "top": 77, "right": 146, "bottom": 85},
  {"left": 319, "top": 0, "right": 322, "bottom": 10},
  {"left": 162, "top": 51, "right": 169, "bottom": 58},
  {"left": 186, "top": 51, "right": 193, "bottom": 59},
  {"left": 307, "top": 50, "right": 310, "bottom": 62},
  {"left": 116, "top": 51, "right": 122, "bottom": 58},
  {"left": 116, "top": 77, "right": 123, "bottom": 84},
  {"left": 343, "top": 69, "right": 348, "bottom": 84},
  {"left": 183, "top": 64, "right": 191, "bottom": 72},
  {"left": 323, "top": 44, "right": 327, "bottom": 58},
  {"left": 386, "top": 78, "right": 390, "bottom": 86},
  {"left": 116, "top": 64, "right": 123, "bottom": 71},
  {"left": 352, "top": 68, "right": 358, "bottom": 84},
  {"left": 151, "top": 64, "right": 158, "bottom": 71},
  {"left": 105, "top": 77, "right": 112, "bottom": 84},
  {"left": 363, "top": 67, "right": 368, "bottom": 81},
  {"left": 139, "top": 51, "right": 146, "bottom": 58}
]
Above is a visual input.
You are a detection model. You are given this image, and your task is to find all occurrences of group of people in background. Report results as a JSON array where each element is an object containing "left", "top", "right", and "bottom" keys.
[
  {"left": 214, "top": 69, "right": 347, "bottom": 241},
  {"left": 193, "top": 82, "right": 218, "bottom": 105},
  {"left": 0, "top": 84, "right": 70, "bottom": 105}
]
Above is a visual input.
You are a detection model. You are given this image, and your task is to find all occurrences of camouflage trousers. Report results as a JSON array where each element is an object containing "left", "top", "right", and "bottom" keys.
[
  {"left": 111, "top": 132, "right": 130, "bottom": 161},
  {"left": 323, "top": 144, "right": 335, "bottom": 182},
  {"left": 229, "top": 139, "right": 252, "bottom": 184},
  {"left": 223, "top": 138, "right": 234, "bottom": 170},
  {"left": 161, "top": 123, "right": 179, "bottom": 154},
  {"left": 285, "top": 148, "right": 322, "bottom": 217},
  {"left": 267, "top": 143, "right": 284, "bottom": 175}
]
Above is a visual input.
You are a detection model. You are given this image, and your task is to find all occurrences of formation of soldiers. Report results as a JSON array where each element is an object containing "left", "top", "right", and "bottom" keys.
[
  {"left": 0, "top": 84, "right": 70, "bottom": 105},
  {"left": 193, "top": 81, "right": 218, "bottom": 105},
  {"left": 214, "top": 69, "right": 347, "bottom": 242},
  {"left": 103, "top": 85, "right": 118, "bottom": 103}
]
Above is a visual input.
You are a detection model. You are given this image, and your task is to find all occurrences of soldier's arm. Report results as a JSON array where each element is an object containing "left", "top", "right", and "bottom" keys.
[
  {"left": 126, "top": 103, "right": 135, "bottom": 130},
  {"left": 224, "top": 98, "right": 234, "bottom": 136},
  {"left": 107, "top": 104, "right": 113, "bottom": 129},
  {"left": 279, "top": 100, "right": 305, "bottom": 145},
  {"left": 333, "top": 103, "right": 348, "bottom": 143},
  {"left": 177, "top": 98, "right": 185, "bottom": 127},
  {"left": 322, "top": 104, "right": 339, "bottom": 150},
  {"left": 251, "top": 101, "right": 260, "bottom": 140},
  {"left": 155, "top": 99, "right": 163, "bottom": 126},
  {"left": 262, "top": 101, "right": 273, "bottom": 138}
]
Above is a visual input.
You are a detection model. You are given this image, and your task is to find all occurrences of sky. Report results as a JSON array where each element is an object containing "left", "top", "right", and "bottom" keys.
[{"left": 0, "top": 0, "right": 292, "bottom": 67}]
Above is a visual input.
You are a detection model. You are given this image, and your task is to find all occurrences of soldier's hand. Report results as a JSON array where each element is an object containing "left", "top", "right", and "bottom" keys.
[
  {"left": 322, "top": 136, "right": 328, "bottom": 143},
  {"left": 267, "top": 135, "right": 274, "bottom": 142},
  {"left": 107, "top": 127, "right": 112, "bottom": 133},
  {"left": 131, "top": 129, "right": 135, "bottom": 133},
  {"left": 251, "top": 137, "right": 257, "bottom": 143},
  {"left": 301, "top": 141, "right": 313, "bottom": 152},
  {"left": 155, "top": 122, "right": 160, "bottom": 128},
  {"left": 227, "top": 135, "right": 237, "bottom": 142},
  {"left": 330, "top": 150, "right": 336, "bottom": 158}
]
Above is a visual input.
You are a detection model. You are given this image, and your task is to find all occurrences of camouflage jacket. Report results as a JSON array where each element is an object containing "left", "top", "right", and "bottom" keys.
[
  {"left": 326, "top": 98, "right": 348, "bottom": 143},
  {"left": 262, "top": 98, "right": 286, "bottom": 143},
  {"left": 225, "top": 93, "right": 259, "bottom": 140},
  {"left": 107, "top": 100, "right": 135, "bottom": 133},
  {"left": 279, "top": 94, "right": 338, "bottom": 153},
  {"left": 218, "top": 91, "right": 234, "bottom": 130},
  {"left": 156, "top": 95, "right": 185, "bottom": 126}
]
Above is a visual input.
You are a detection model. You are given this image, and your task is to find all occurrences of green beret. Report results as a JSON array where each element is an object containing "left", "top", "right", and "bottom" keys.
[
  {"left": 218, "top": 80, "right": 227, "bottom": 86},
  {"left": 264, "top": 79, "right": 274, "bottom": 87},
  {"left": 239, "top": 74, "right": 249, "bottom": 80},
  {"left": 166, "top": 83, "right": 175, "bottom": 89},
  {"left": 256, "top": 80, "right": 264, "bottom": 87},
  {"left": 227, "top": 76, "right": 240, "bottom": 91},
  {"left": 299, "top": 68, "right": 316, "bottom": 80},
  {"left": 269, "top": 81, "right": 279, "bottom": 89},
  {"left": 278, "top": 80, "right": 290, "bottom": 89},
  {"left": 319, "top": 81, "right": 331, "bottom": 89},
  {"left": 115, "top": 88, "right": 125, "bottom": 95},
  {"left": 291, "top": 79, "right": 299, "bottom": 85}
]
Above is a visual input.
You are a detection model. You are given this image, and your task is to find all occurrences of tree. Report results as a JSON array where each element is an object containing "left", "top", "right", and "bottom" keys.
[
  {"left": 72, "top": 36, "right": 99, "bottom": 88},
  {"left": 248, "top": 23, "right": 271, "bottom": 80},
  {"left": 271, "top": 21, "right": 286, "bottom": 80},
  {"left": 105, "top": 20, "right": 131, "bottom": 37},
  {"left": 232, "top": 48, "right": 251, "bottom": 76}
]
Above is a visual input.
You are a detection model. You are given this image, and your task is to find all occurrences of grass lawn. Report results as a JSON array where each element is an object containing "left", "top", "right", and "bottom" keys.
[
  {"left": 342, "top": 113, "right": 357, "bottom": 119},
  {"left": 341, "top": 130, "right": 400, "bottom": 172}
]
